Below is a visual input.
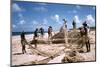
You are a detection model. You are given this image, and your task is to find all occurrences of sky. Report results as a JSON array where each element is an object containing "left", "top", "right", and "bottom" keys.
[{"left": 12, "top": 1, "right": 96, "bottom": 32}]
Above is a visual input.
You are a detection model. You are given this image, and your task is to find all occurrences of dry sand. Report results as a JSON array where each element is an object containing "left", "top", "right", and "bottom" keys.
[{"left": 11, "top": 31, "right": 96, "bottom": 66}]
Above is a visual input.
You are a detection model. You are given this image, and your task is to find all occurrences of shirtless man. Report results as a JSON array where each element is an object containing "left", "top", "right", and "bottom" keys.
[
  {"left": 79, "top": 22, "right": 90, "bottom": 52},
  {"left": 48, "top": 26, "right": 53, "bottom": 44},
  {"left": 20, "top": 31, "right": 28, "bottom": 54}
]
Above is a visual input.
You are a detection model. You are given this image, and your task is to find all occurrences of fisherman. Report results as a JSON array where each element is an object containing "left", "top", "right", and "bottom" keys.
[
  {"left": 60, "top": 19, "right": 67, "bottom": 33},
  {"left": 39, "top": 27, "right": 44, "bottom": 38},
  {"left": 72, "top": 20, "right": 76, "bottom": 29},
  {"left": 20, "top": 31, "right": 28, "bottom": 54},
  {"left": 63, "top": 19, "right": 67, "bottom": 29},
  {"left": 79, "top": 21, "right": 90, "bottom": 52},
  {"left": 48, "top": 26, "right": 53, "bottom": 44},
  {"left": 34, "top": 28, "right": 39, "bottom": 48},
  {"left": 62, "top": 19, "right": 69, "bottom": 47}
]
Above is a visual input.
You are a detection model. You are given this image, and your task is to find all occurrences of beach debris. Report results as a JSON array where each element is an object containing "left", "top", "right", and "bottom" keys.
[{"left": 62, "top": 50, "right": 85, "bottom": 63}]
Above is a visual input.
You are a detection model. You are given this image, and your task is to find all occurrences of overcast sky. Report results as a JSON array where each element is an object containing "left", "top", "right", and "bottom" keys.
[{"left": 12, "top": 1, "right": 96, "bottom": 32}]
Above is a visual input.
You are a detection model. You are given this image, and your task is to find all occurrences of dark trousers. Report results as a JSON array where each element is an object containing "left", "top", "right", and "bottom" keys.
[
  {"left": 34, "top": 39, "right": 37, "bottom": 48},
  {"left": 22, "top": 45, "right": 26, "bottom": 54},
  {"left": 34, "top": 37, "right": 38, "bottom": 48},
  {"left": 86, "top": 40, "right": 90, "bottom": 52}
]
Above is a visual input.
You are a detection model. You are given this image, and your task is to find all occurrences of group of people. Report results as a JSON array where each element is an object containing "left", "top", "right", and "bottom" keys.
[
  {"left": 33, "top": 27, "right": 45, "bottom": 48},
  {"left": 20, "top": 26, "right": 53, "bottom": 54},
  {"left": 20, "top": 19, "right": 90, "bottom": 54}
]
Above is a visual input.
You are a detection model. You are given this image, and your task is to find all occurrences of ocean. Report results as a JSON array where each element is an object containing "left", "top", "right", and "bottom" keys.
[
  {"left": 12, "top": 31, "right": 48, "bottom": 36},
  {"left": 12, "top": 32, "right": 34, "bottom": 36}
]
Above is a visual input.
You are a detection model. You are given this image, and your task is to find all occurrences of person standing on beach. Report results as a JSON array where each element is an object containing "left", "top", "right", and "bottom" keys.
[
  {"left": 72, "top": 20, "right": 76, "bottom": 30},
  {"left": 20, "top": 31, "right": 28, "bottom": 54},
  {"left": 48, "top": 26, "right": 53, "bottom": 44},
  {"left": 62, "top": 19, "right": 69, "bottom": 47},
  {"left": 82, "top": 21, "right": 90, "bottom": 52},
  {"left": 34, "top": 28, "right": 38, "bottom": 48},
  {"left": 79, "top": 21, "right": 90, "bottom": 52},
  {"left": 39, "top": 27, "right": 44, "bottom": 38}
]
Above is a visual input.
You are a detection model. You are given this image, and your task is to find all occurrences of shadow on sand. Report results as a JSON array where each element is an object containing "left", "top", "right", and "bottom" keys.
[{"left": 13, "top": 53, "right": 23, "bottom": 55}]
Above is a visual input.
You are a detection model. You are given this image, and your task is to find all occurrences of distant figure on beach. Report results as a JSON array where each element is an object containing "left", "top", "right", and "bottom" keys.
[
  {"left": 60, "top": 19, "right": 67, "bottom": 33},
  {"left": 20, "top": 31, "right": 28, "bottom": 54},
  {"left": 34, "top": 28, "right": 38, "bottom": 48},
  {"left": 48, "top": 26, "right": 53, "bottom": 44},
  {"left": 62, "top": 19, "right": 69, "bottom": 47},
  {"left": 39, "top": 27, "right": 44, "bottom": 38},
  {"left": 63, "top": 19, "right": 67, "bottom": 29},
  {"left": 72, "top": 20, "right": 76, "bottom": 29},
  {"left": 79, "top": 21, "right": 90, "bottom": 52}
]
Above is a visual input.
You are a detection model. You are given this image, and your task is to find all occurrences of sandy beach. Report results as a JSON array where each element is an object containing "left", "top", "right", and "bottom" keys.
[{"left": 11, "top": 31, "right": 96, "bottom": 66}]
